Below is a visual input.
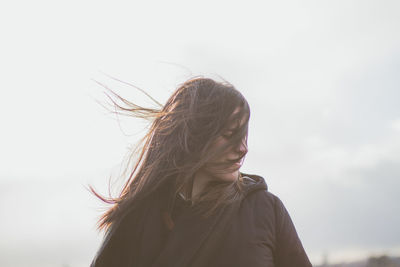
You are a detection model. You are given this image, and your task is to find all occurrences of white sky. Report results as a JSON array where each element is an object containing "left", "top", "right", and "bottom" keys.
[{"left": 1, "top": 0, "right": 400, "bottom": 266}]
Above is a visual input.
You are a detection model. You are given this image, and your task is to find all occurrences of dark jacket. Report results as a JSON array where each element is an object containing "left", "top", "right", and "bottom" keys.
[{"left": 91, "top": 173, "right": 312, "bottom": 267}]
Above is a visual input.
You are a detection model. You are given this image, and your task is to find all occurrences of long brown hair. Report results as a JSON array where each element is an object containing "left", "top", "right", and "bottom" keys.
[{"left": 91, "top": 76, "right": 251, "bottom": 232}]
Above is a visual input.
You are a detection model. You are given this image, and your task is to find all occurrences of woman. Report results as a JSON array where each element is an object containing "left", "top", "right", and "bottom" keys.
[{"left": 90, "top": 77, "right": 312, "bottom": 267}]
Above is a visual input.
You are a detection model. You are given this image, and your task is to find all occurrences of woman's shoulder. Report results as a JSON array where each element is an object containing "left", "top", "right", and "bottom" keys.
[{"left": 236, "top": 174, "right": 287, "bottom": 242}]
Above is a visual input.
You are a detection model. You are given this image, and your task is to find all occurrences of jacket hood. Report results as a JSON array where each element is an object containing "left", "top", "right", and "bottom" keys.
[{"left": 240, "top": 172, "right": 268, "bottom": 197}]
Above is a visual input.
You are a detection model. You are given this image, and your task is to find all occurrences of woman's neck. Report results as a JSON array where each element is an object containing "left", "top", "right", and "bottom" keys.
[{"left": 180, "top": 170, "right": 211, "bottom": 202}]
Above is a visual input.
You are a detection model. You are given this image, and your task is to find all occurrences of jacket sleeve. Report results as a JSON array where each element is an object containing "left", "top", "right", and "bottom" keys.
[{"left": 273, "top": 195, "right": 312, "bottom": 267}]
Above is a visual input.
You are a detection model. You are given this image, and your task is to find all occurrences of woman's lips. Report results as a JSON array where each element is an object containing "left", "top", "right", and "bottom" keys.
[
  {"left": 222, "top": 158, "right": 243, "bottom": 169},
  {"left": 231, "top": 160, "right": 242, "bottom": 169}
]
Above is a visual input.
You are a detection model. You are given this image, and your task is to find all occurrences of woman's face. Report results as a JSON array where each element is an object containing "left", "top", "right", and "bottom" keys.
[{"left": 202, "top": 107, "right": 248, "bottom": 182}]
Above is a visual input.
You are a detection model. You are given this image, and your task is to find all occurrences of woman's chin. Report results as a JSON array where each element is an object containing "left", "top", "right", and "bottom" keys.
[
  {"left": 215, "top": 170, "right": 240, "bottom": 182},
  {"left": 202, "top": 166, "right": 241, "bottom": 182}
]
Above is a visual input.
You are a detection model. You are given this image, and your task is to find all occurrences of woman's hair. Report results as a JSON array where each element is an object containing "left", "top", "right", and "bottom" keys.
[{"left": 91, "top": 76, "right": 251, "bottom": 231}]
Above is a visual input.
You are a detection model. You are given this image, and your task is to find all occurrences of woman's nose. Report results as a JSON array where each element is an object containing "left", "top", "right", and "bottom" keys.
[{"left": 236, "top": 138, "right": 248, "bottom": 156}]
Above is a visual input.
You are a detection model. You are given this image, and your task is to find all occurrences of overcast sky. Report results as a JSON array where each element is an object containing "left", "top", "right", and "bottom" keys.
[{"left": 1, "top": 0, "right": 399, "bottom": 266}]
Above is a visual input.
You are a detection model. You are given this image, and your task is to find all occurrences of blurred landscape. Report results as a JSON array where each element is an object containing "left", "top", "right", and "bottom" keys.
[{"left": 315, "top": 255, "right": 400, "bottom": 267}]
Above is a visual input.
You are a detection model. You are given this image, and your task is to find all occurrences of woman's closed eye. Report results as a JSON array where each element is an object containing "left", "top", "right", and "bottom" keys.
[{"left": 222, "top": 132, "right": 234, "bottom": 139}]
